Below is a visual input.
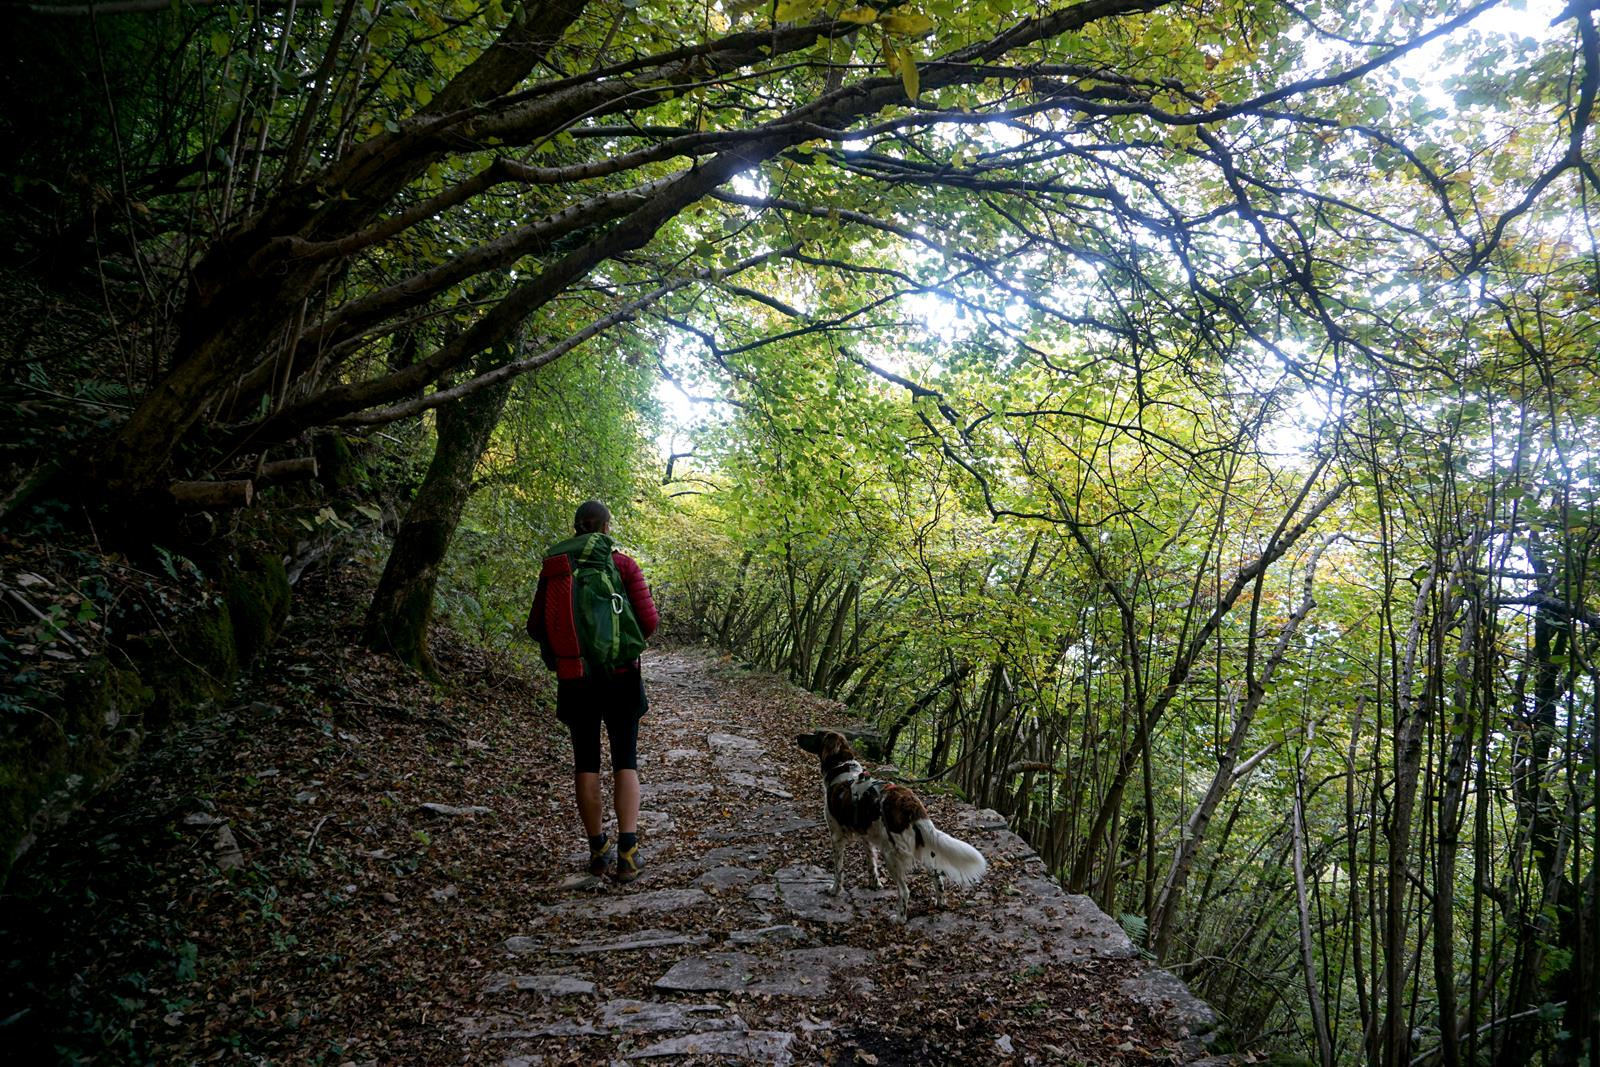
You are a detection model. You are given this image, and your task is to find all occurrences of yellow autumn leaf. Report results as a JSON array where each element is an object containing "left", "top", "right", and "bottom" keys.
[
  {"left": 773, "top": 0, "right": 818, "bottom": 22},
  {"left": 838, "top": 5, "right": 877, "bottom": 24},
  {"left": 880, "top": 11, "right": 935, "bottom": 36},
  {"left": 899, "top": 46, "right": 919, "bottom": 101}
]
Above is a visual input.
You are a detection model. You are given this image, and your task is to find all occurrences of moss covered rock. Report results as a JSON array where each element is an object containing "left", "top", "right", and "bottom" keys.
[
  {"left": 223, "top": 544, "right": 290, "bottom": 664},
  {"left": 314, "top": 431, "right": 366, "bottom": 491},
  {"left": 1, "top": 659, "right": 153, "bottom": 883},
  {"left": 121, "top": 596, "right": 237, "bottom": 727},
  {"left": 0, "top": 543, "right": 292, "bottom": 885}
]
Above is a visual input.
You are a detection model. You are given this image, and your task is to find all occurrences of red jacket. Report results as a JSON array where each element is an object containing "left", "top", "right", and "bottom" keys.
[{"left": 527, "top": 550, "right": 658, "bottom": 677}]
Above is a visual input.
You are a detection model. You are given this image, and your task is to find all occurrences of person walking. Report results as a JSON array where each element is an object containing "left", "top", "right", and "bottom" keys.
[{"left": 527, "top": 500, "right": 658, "bottom": 882}]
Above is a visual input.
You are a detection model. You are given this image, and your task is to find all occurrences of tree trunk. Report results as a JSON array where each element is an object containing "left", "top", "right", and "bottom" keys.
[
  {"left": 1292, "top": 726, "right": 1336, "bottom": 1067},
  {"left": 883, "top": 658, "right": 976, "bottom": 761},
  {"left": 1068, "top": 478, "right": 1348, "bottom": 891},
  {"left": 1149, "top": 533, "right": 1337, "bottom": 958},
  {"left": 1431, "top": 589, "right": 1481, "bottom": 1067},
  {"left": 93, "top": 2, "right": 586, "bottom": 496},
  {"left": 1500, "top": 571, "right": 1576, "bottom": 1067},
  {"left": 716, "top": 549, "right": 755, "bottom": 644},
  {"left": 1381, "top": 565, "right": 1439, "bottom": 1067},
  {"left": 810, "top": 579, "right": 857, "bottom": 692},
  {"left": 362, "top": 376, "right": 512, "bottom": 674}
]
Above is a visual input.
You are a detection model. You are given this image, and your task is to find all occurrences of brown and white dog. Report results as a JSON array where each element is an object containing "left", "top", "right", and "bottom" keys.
[{"left": 796, "top": 730, "right": 986, "bottom": 922}]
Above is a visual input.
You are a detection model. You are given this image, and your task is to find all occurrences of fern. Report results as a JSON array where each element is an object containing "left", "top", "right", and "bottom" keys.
[{"left": 75, "top": 380, "right": 131, "bottom": 407}]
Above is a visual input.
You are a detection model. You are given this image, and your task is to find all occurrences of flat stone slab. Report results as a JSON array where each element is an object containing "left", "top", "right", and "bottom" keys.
[
  {"left": 754, "top": 863, "right": 854, "bottom": 923},
  {"left": 458, "top": 1011, "right": 595, "bottom": 1040},
  {"left": 707, "top": 733, "right": 765, "bottom": 757},
  {"left": 725, "top": 771, "right": 793, "bottom": 799},
  {"left": 704, "top": 814, "right": 817, "bottom": 841},
  {"left": 703, "top": 844, "right": 775, "bottom": 864},
  {"left": 553, "top": 872, "right": 606, "bottom": 891},
  {"left": 727, "top": 925, "right": 810, "bottom": 945},
  {"left": 1120, "top": 967, "right": 1220, "bottom": 1034},
  {"left": 957, "top": 827, "right": 1035, "bottom": 861},
  {"left": 654, "top": 946, "right": 871, "bottom": 997},
  {"left": 542, "top": 887, "right": 711, "bottom": 919},
  {"left": 554, "top": 929, "right": 711, "bottom": 955},
  {"left": 500, "top": 1019, "right": 600, "bottom": 1039},
  {"left": 598, "top": 998, "right": 745, "bottom": 1034},
  {"left": 1056, "top": 893, "right": 1139, "bottom": 952},
  {"left": 694, "top": 866, "right": 764, "bottom": 891},
  {"left": 182, "top": 812, "right": 227, "bottom": 827},
  {"left": 213, "top": 824, "right": 244, "bottom": 869},
  {"left": 750, "top": 802, "right": 813, "bottom": 821},
  {"left": 637, "top": 809, "right": 676, "bottom": 833},
  {"left": 717, "top": 759, "right": 774, "bottom": 778},
  {"left": 955, "top": 807, "right": 1009, "bottom": 831},
  {"left": 482, "top": 973, "right": 595, "bottom": 996},
  {"left": 503, "top": 936, "right": 542, "bottom": 955},
  {"left": 774, "top": 863, "right": 829, "bottom": 881},
  {"left": 627, "top": 1030, "right": 794, "bottom": 1064},
  {"left": 904, "top": 888, "right": 1139, "bottom": 963},
  {"left": 459, "top": 997, "right": 745, "bottom": 1042}
]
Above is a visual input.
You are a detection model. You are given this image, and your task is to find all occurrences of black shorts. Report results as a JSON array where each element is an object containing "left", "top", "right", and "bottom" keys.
[{"left": 557, "top": 666, "right": 647, "bottom": 774}]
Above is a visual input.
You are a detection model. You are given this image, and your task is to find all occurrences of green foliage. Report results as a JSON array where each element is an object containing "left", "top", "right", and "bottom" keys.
[
  {"left": 5, "top": 0, "right": 1599, "bottom": 1062},
  {"left": 436, "top": 346, "right": 658, "bottom": 651}
]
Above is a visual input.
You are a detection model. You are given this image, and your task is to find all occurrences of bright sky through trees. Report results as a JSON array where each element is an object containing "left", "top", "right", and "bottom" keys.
[{"left": 650, "top": 0, "right": 1579, "bottom": 468}]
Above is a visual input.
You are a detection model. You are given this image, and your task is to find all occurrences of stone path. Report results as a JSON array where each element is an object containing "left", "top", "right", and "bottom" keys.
[{"left": 457, "top": 650, "right": 1227, "bottom": 1066}]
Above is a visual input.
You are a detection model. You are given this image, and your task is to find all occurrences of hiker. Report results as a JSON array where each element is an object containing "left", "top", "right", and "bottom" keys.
[{"left": 527, "top": 500, "right": 659, "bottom": 882}]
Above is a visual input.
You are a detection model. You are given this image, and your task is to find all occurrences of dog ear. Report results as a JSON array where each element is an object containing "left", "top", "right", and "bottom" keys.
[
  {"left": 795, "top": 731, "right": 822, "bottom": 754},
  {"left": 820, "top": 731, "right": 849, "bottom": 761}
]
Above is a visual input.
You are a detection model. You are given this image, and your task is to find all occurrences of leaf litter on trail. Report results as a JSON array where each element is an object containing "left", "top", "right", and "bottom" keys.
[{"left": 2, "top": 557, "right": 1215, "bottom": 1066}]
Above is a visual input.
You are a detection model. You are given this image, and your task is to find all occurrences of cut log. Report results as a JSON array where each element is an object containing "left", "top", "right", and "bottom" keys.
[
  {"left": 256, "top": 457, "right": 319, "bottom": 485},
  {"left": 168, "top": 479, "right": 254, "bottom": 510}
]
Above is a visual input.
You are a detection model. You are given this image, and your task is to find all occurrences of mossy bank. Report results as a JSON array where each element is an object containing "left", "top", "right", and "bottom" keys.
[{"left": 0, "top": 545, "right": 290, "bottom": 885}]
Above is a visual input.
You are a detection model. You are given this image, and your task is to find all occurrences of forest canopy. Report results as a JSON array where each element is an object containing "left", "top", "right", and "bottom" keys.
[{"left": 1, "top": 0, "right": 1597, "bottom": 1064}]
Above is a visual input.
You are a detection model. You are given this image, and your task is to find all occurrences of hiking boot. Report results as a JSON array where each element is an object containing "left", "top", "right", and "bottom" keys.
[
  {"left": 613, "top": 841, "right": 644, "bottom": 883},
  {"left": 588, "top": 834, "right": 614, "bottom": 877}
]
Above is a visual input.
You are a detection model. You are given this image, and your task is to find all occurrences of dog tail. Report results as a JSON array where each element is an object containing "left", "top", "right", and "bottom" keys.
[{"left": 913, "top": 819, "right": 987, "bottom": 886}]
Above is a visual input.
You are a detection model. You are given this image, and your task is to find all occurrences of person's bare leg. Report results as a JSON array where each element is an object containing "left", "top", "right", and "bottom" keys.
[
  {"left": 575, "top": 772, "right": 604, "bottom": 838},
  {"left": 614, "top": 769, "right": 639, "bottom": 834}
]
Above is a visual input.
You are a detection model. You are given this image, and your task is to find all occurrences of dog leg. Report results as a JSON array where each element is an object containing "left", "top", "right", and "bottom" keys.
[
  {"left": 885, "top": 847, "right": 911, "bottom": 923},
  {"left": 931, "top": 867, "right": 946, "bottom": 908},
  {"left": 826, "top": 826, "right": 848, "bottom": 897},
  {"left": 866, "top": 844, "right": 883, "bottom": 890}
]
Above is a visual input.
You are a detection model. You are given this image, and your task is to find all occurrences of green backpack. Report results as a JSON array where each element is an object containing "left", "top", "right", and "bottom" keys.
[{"left": 541, "top": 532, "right": 648, "bottom": 674}]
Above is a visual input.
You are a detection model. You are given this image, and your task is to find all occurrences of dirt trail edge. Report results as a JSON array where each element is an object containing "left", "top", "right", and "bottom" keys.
[{"left": 460, "top": 649, "right": 1231, "bottom": 1067}]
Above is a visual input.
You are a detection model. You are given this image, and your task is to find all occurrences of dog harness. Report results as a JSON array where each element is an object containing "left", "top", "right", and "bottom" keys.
[
  {"left": 825, "top": 760, "right": 863, "bottom": 786},
  {"left": 825, "top": 760, "right": 889, "bottom": 833}
]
